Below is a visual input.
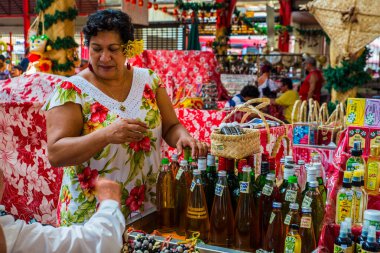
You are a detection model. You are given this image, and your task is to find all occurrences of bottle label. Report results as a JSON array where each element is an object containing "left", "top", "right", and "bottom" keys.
[
  {"left": 356, "top": 243, "right": 362, "bottom": 253},
  {"left": 186, "top": 206, "right": 208, "bottom": 219},
  {"left": 262, "top": 184, "right": 274, "bottom": 196},
  {"left": 334, "top": 244, "right": 353, "bottom": 253},
  {"left": 284, "top": 236, "right": 296, "bottom": 253},
  {"left": 367, "top": 161, "right": 380, "bottom": 191},
  {"left": 353, "top": 189, "right": 363, "bottom": 224},
  {"left": 269, "top": 212, "right": 276, "bottom": 224},
  {"left": 300, "top": 216, "right": 312, "bottom": 228},
  {"left": 176, "top": 168, "right": 184, "bottom": 180},
  {"left": 337, "top": 191, "right": 353, "bottom": 224},
  {"left": 302, "top": 195, "right": 313, "bottom": 208},
  {"left": 215, "top": 184, "right": 224, "bottom": 197},
  {"left": 285, "top": 189, "right": 297, "bottom": 202},
  {"left": 284, "top": 214, "right": 292, "bottom": 225},
  {"left": 240, "top": 181, "right": 249, "bottom": 194},
  {"left": 190, "top": 181, "right": 196, "bottom": 192}
]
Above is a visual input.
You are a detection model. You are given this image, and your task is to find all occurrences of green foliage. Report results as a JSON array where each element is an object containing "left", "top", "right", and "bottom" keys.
[
  {"left": 48, "top": 36, "right": 78, "bottom": 50},
  {"left": 35, "top": 0, "right": 55, "bottom": 12},
  {"left": 51, "top": 60, "right": 75, "bottom": 73},
  {"left": 175, "top": 0, "right": 225, "bottom": 12},
  {"left": 39, "top": 8, "right": 79, "bottom": 31},
  {"left": 324, "top": 48, "right": 372, "bottom": 93}
]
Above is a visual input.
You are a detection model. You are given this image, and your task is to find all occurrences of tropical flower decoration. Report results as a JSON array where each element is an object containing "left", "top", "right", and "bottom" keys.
[
  {"left": 365, "top": 113, "right": 375, "bottom": 126},
  {"left": 347, "top": 112, "right": 356, "bottom": 124}
]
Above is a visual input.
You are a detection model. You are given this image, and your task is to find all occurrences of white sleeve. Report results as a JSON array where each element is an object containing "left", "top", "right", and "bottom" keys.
[
  {"left": 269, "top": 80, "right": 279, "bottom": 91},
  {"left": 1, "top": 200, "right": 125, "bottom": 253}
]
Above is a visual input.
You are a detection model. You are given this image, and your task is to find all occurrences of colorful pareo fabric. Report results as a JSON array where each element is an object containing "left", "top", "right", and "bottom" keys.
[{"left": 43, "top": 68, "right": 163, "bottom": 226}]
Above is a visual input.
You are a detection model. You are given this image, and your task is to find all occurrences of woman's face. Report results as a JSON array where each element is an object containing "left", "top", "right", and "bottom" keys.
[{"left": 89, "top": 31, "right": 127, "bottom": 80}]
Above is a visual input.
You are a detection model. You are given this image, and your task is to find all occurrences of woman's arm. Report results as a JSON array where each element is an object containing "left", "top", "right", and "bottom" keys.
[
  {"left": 46, "top": 102, "right": 148, "bottom": 167},
  {"left": 156, "top": 88, "right": 208, "bottom": 157}
]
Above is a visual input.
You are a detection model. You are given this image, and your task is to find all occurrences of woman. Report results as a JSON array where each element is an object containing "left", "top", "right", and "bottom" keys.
[
  {"left": 257, "top": 63, "right": 278, "bottom": 98},
  {"left": 44, "top": 9, "right": 208, "bottom": 226}
]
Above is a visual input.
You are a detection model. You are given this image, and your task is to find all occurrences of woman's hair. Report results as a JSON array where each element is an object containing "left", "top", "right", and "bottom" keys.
[
  {"left": 241, "top": 85, "right": 260, "bottom": 99},
  {"left": 83, "top": 9, "right": 134, "bottom": 46},
  {"left": 281, "top": 77, "right": 293, "bottom": 89},
  {"left": 260, "top": 64, "right": 272, "bottom": 74}
]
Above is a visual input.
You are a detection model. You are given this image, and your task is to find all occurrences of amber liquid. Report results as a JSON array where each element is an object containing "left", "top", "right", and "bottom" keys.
[
  {"left": 284, "top": 210, "right": 301, "bottom": 237},
  {"left": 176, "top": 173, "right": 188, "bottom": 235},
  {"left": 300, "top": 214, "right": 316, "bottom": 253},
  {"left": 263, "top": 208, "right": 285, "bottom": 253},
  {"left": 260, "top": 182, "right": 281, "bottom": 237},
  {"left": 158, "top": 171, "right": 176, "bottom": 228},
  {"left": 234, "top": 189, "right": 254, "bottom": 251}
]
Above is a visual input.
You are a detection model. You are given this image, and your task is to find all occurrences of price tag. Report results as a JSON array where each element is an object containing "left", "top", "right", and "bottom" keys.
[
  {"left": 301, "top": 216, "right": 312, "bottom": 228},
  {"left": 190, "top": 181, "right": 196, "bottom": 192},
  {"left": 285, "top": 189, "right": 297, "bottom": 202},
  {"left": 284, "top": 214, "right": 291, "bottom": 225},
  {"left": 215, "top": 184, "right": 225, "bottom": 197},
  {"left": 302, "top": 196, "right": 313, "bottom": 208},
  {"left": 176, "top": 168, "right": 184, "bottom": 180},
  {"left": 269, "top": 212, "right": 276, "bottom": 224},
  {"left": 262, "top": 184, "right": 273, "bottom": 196},
  {"left": 240, "top": 182, "right": 249, "bottom": 194},
  {"left": 355, "top": 190, "right": 362, "bottom": 199}
]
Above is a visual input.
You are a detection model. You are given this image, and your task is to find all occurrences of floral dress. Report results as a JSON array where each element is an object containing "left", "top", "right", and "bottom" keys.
[{"left": 43, "top": 68, "right": 163, "bottom": 226}]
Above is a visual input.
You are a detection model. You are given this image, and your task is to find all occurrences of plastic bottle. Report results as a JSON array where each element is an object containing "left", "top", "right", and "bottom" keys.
[
  {"left": 361, "top": 225, "right": 380, "bottom": 252},
  {"left": 299, "top": 207, "right": 316, "bottom": 253},
  {"left": 297, "top": 160, "right": 307, "bottom": 191},
  {"left": 234, "top": 166, "right": 255, "bottom": 251},
  {"left": 175, "top": 160, "right": 191, "bottom": 235},
  {"left": 263, "top": 202, "right": 285, "bottom": 253},
  {"left": 284, "top": 224, "right": 302, "bottom": 253},
  {"left": 302, "top": 180, "right": 324, "bottom": 243},
  {"left": 284, "top": 203, "right": 301, "bottom": 237},
  {"left": 336, "top": 171, "right": 354, "bottom": 224},
  {"left": 345, "top": 217, "right": 355, "bottom": 250},
  {"left": 352, "top": 170, "right": 364, "bottom": 225},
  {"left": 303, "top": 166, "right": 318, "bottom": 196},
  {"left": 157, "top": 157, "right": 176, "bottom": 228},
  {"left": 208, "top": 171, "right": 235, "bottom": 247},
  {"left": 334, "top": 221, "right": 353, "bottom": 253},
  {"left": 170, "top": 154, "right": 180, "bottom": 178},
  {"left": 366, "top": 146, "right": 380, "bottom": 195},
  {"left": 356, "top": 220, "right": 370, "bottom": 253},
  {"left": 185, "top": 170, "right": 210, "bottom": 242},
  {"left": 346, "top": 141, "right": 366, "bottom": 172},
  {"left": 283, "top": 176, "right": 302, "bottom": 217}
]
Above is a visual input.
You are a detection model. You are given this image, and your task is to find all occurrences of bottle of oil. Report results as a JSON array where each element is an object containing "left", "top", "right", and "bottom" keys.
[
  {"left": 356, "top": 220, "right": 369, "bottom": 253},
  {"left": 284, "top": 203, "right": 301, "bottom": 237},
  {"left": 234, "top": 166, "right": 255, "bottom": 251},
  {"left": 263, "top": 202, "right": 285, "bottom": 253},
  {"left": 283, "top": 176, "right": 302, "bottom": 217},
  {"left": 345, "top": 217, "right": 355, "bottom": 250},
  {"left": 336, "top": 171, "right": 354, "bottom": 224},
  {"left": 302, "top": 166, "right": 318, "bottom": 196},
  {"left": 366, "top": 146, "right": 380, "bottom": 195},
  {"left": 284, "top": 224, "right": 302, "bottom": 253},
  {"left": 361, "top": 225, "right": 380, "bottom": 253},
  {"left": 208, "top": 170, "right": 235, "bottom": 247},
  {"left": 198, "top": 157, "right": 213, "bottom": 216},
  {"left": 157, "top": 157, "right": 176, "bottom": 229},
  {"left": 175, "top": 159, "right": 191, "bottom": 235},
  {"left": 255, "top": 161, "right": 270, "bottom": 193},
  {"left": 299, "top": 207, "right": 316, "bottom": 253},
  {"left": 314, "top": 162, "right": 327, "bottom": 205},
  {"left": 352, "top": 170, "right": 364, "bottom": 225},
  {"left": 302, "top": 181, "right": 324, "bottom": 244},
  {"left": 224, "top": 158, "right": 239, "bottom": 213},
  {"left": 346, "top": 141, "right": 366, "bottom": 172},
  {"left": 207, "top": 154, "right": 218, "bottom": 184},
  {"left": 334, "top": 221, "right": 353, "bottom": 253},
  {"left": 297, "top": 160, "right": 307, "bottom": 191},
  {"left": 280, "top": 166, "right": 295, "bottom": 217},
  {"left": 170, "top": 153, "right": 180, "bottom": 178},
  {"left": 185, "top": 169, "right": 210, "bottom": 242}
]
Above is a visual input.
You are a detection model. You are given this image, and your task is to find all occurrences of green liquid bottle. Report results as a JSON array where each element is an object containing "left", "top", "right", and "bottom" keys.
[
  {"left": 334, "top": 221, "right": 353, "bottom": 253},
  {"left": 356, "top": 220, "right": 370, "bottom": 253},
  {"left": 336, "top": 171, "right": 354, "bottom": 224},
  {"left": 284, "top": 224, "right": 302, "bottom": 253},
  {"left": 346, "top": 141, "right": 366, "bottom": 172},
  {"left": 362, "top": 225, "right": 380, "bottom": 253},
  {"left": 299, "top": 207, "right": 316, "bottom": 253}
]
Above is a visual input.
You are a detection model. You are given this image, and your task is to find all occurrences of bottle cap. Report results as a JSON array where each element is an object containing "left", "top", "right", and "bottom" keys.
[
  {"left": 289, "top": 203, "right": 299, "bottom": 210},
  {"left": 307, "top": 167, "right": 318, "bottom": 175},
  {"left": 197, "top": 158, "right": 206, "bottom": 171},
  {"left": 345, "top": 217, "right": 352, "bottom": 230},
  {"left": 261, "top": 161, "right": 270, "bottom": 173},
  {"left": 273, "top": 202, "right": 282, "bottom": 208},
  {"left": 280, "top": 158, "right": 285, "bottom": 164},
  {"left": 302, "top": 207, "right": 312, "bottom": 213},
  {"left": 193, "top": 169, "right": 201, "bottom": 175},
  {"left": 339, "top": 222, "right": 348, "bottom": 237},
  {"left": 266, "top": 173, "right": 276, "bottom": 181},
  {"left": 288, "top": 175, "right": 298, "bottom": 184},
  {"left": 362, "top": 220, "right": 370, "bottom": 235},
  {"left": 352, "top": 170, "right": 361, "bottom": 182},
  {"left": 309, "top": 181, "right": 319, "bottom": 188},
  {"left": 242, "top": 165, "right": 252, "bottom": 173},
  {"left": 284, "top": 168, "right": 295, "bottom": 180},
  {"left": 188, "top": 157, "right": 194, "bottom": 163},
  {"left": 285, "top": 155, "right": 293, "bottom": 163},
  {"left": 287, "top": 161, "right": 296, "bottom": 166},
  {"left": 290, "top": 224, "right": 300, "bottom": 230},
  {"left": 298, "top": 160, "right": 305, "bottom": 165},
  {"left": 171, "top": 154, "right": 178, "bottom": 161},
  {"left": 161, "top": 157, "right": 169, "bottom": 165},
  {"left": 351, "top": 141, "right": 363, "bottom": 156},
  {"left": 284, "top": 164, "right": 295, "bottom": 170},
  {"left": 368, "top": 226, "right": 377, "bottom": 241},
  {"left": 343, "top": 171, "right": 353, "bottom": 183},
  {"left": 218, "top": 170, "right": 227, "bottom": 177},
  {"left": 364, "top": 209, "right": 380, "bottom": 223},
  {"left": 180, "top": 160, "right": 188, "bottom": 166}
]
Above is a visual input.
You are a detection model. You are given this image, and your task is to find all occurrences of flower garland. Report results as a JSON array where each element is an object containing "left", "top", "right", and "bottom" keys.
[
  {"left": 35, "top": 0, "right": 55, "bottom": 12},
  {"left": 48, "top": 36, "right": 78, "bottom": 50},
  {"left": 39, "top": 8, "right": 79, "bottom": 31},
  {"left": 324, "top": 47, "right": 372, "bottom": 93},
  {"left": 51, "top": 59, "right": 75, "bottom": 72},
  {"left": 174, "top": 0, "right": 225, "bottom": 13}
]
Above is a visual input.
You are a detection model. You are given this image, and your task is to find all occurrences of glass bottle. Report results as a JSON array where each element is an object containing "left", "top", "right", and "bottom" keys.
[
  {"left": 185, "top": 169, "right": 210, "bottom": 242},
  {"left": 208, "top": 171, "right": 235, "bottom": 247},
  {"left": 198, "top": 157, "right": 213, "bottom": 216},
  {"left": 352, "top": 170, "right": 364, "bottom": 225},
  {"left": 302, "top": 181, "right": 324, "bottom": 243},
  {"left": 206, "top": 154, "right": 218, "bottom": 188},
  {"left": 255, "top": 161, "right": 270, "bottom": 196},
  {"left": 279, "top": 166, "right": 295, "bottom": 215},
  {"left": 314, "top": 162, "right": 327, "bottom": 205},
  {"left": 283, "top": 176, "right": 302, "bottom": 217},
  {"left": 362, "top": 225, "right": 380, "bottom": 253},
  {"left": 297, "top": 160, "right": 306, "bottom": 191},
  {"left": 284, "top": 203, "right": 301, "bottom": 237},
  {"left": 170, "top": 153, "right": 180, "bottom": 178},
  {"left": 234, "top": 166, "right": 255, "bottom": 251},
  {"left": 299, "top": 207, "right": 316, "bottom": 253},
  {"left": 366, "top": 146, "right": 380, "bottom": 195},
  {"left": 336, "top": 171, "right": 354, "bottom": 224},
  {"left": 346, "top": 141, "right": 366, "bottom": 172},
  {"left": 175, "top": 159, "right": 190, "bottom": 235},
  {"left": 279, "top": 157, "right": 285, "bottom": 182},
  {"left": 356, "top": 220, "right": 369, "bottom": 253},
  {"left": 284, "top": 224, "right": 302, "bottom": 253},
  {"left": 224, "top": 158, "right": 239, "bottom": 213},
  {"left": 263, "top": 202, "right": 285, "bottom": 253},
  {"left": 302, "top": 166, "right": 318, "bottom": 196},
  {"left": 237, "top": 158, "right": 247, "bottom": 182},
  {"left": 334, "top": 221, "right": 353, "bottom": 253},
  {"left": 157, "top": 157, "right": 176, "bottom": 229}
]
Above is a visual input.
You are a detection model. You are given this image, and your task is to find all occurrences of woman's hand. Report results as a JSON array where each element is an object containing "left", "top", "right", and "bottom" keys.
[
  {"left": 176, "top": 135, "right": 209, "bottom": 158},
  {"left": 105, "top": 118, "right": 148, "bottom": 144}
]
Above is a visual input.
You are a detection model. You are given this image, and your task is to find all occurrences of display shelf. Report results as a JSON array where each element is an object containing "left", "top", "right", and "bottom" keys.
[{"left": 127, "top": 232, "right": 248, "bottom": 253}]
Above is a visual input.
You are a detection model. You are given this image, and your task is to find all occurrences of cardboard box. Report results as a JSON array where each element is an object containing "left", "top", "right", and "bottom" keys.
[
  {"left": 346, "top": 98, "right": 366, "bottom": 126},
  {"left": 347, "top": 126, "right": 370, "bottom": 156},
  {"left": 365, "top": 99, "right": 380, "bottom": 127}
]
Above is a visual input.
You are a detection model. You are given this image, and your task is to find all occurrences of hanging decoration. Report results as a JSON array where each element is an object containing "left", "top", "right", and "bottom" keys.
[
  {"left": 39, "top": 8, "right": 78, "bottom": 31},
  {"left": 147, "top": 2, "right": 152, "bottom": 9},
  {"left": 138, "top": 0, "right": 144, "bottom": 7},
  {"left": 174, "top": 0, "right": 225, "bottom": 13}
]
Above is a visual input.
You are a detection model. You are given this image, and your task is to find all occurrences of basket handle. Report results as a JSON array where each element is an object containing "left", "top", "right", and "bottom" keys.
[
  {"left": 299, "top": 100, "right": 308, "bottom": 122},
  {"left": 270, "top": 134, "right": 291, "bottom": 158},
  {"left": 291, "top": 100, "right": 302, "bottom": 123},
  {"left": 308, "top": 99, "right": 319, "bottom": 122},
  {"left": 319, "top": 102, "right": 329, "bottom": 124},
  {"left": 222, "top": 98, "right": 270, "bottom": 123}
]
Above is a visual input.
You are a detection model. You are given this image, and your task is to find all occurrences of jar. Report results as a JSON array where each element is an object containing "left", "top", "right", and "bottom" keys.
[{"left": 364, "top": 209, "right": 380, "bottom": 231}]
